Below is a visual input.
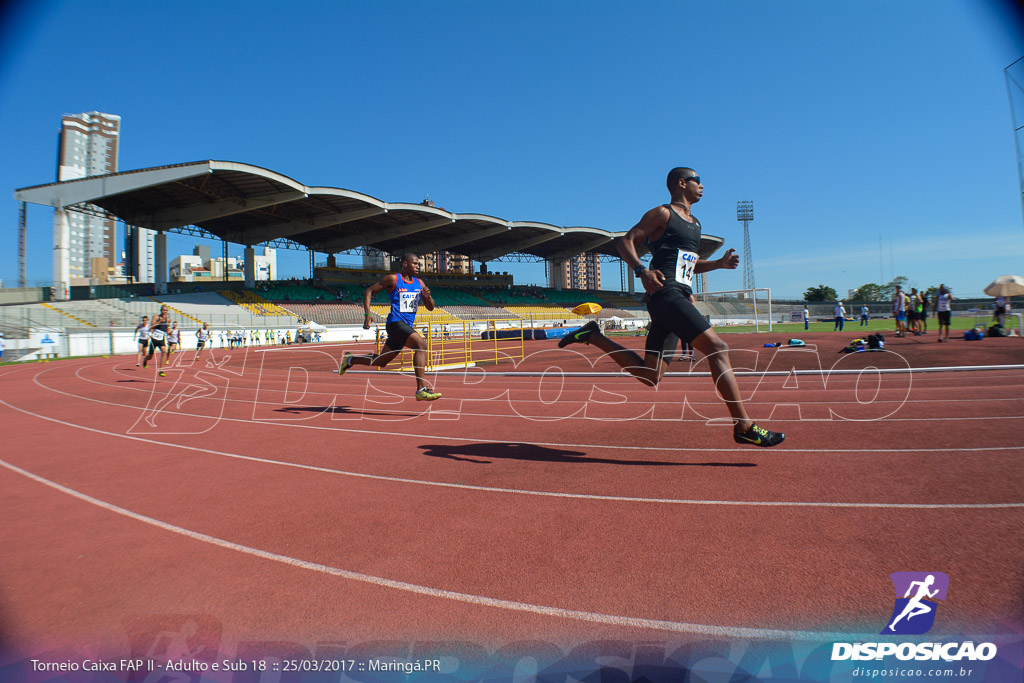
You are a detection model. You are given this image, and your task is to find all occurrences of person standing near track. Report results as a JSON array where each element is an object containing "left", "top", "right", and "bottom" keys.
[
  {"left": 919, "top": 289, "right": 929, "bottom": 334},
  {"left": 908, "top": 287, "right": 921, "bottom": 335},
  {"left": 143, "top": 305, "right": 171, "bottom": 377},
  {"left": 860, "top": 304, "right": 870, "bottom": 327},
  {"left": 558, "top": 167, "right": 784, "bottom": 447},
  {"left": 935, "top": 284, "right": 953, "bottom": 342},
  {"left": 134, "top": 316, "right": 150, "bottom": 367},
  {"left": 337, "top": 253, "right": 442, "bottom": 402},
  {"left": 803, "top": 304, "right": 810, "bottom": 331},
  {"left": 892, "top": 285, "right": 907, "bottom": 337},
  {"left": 833, "top": 300, "right": 846, "bottom": 332},
  {"left": 994, "top": 296, "right": 1008, "bottom": 328}
]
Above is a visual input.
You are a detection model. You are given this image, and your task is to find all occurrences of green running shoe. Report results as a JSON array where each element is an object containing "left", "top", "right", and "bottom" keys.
[
  {"left": 337, "top": 352, "right": 354, "bottom": 376},
  {"left": 734, "top": 423, "right": 785, "bottom": 447},
  {"left": 558, "top": 320, "right": 601, "bottom": 348}
]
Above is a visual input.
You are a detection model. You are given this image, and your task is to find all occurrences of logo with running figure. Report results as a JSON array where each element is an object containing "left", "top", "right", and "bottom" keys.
[{"left": 882, "top": 572, "right": 949, "bottom": 635}]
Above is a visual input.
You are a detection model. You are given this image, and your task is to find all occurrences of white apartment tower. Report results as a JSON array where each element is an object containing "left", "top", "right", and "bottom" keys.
[{"left": 56, "top": 112, "right": 121, "bottom": 281}]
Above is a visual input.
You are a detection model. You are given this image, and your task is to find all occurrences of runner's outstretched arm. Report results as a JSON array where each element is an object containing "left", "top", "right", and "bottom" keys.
[
  {"left": 362, "top": 274, "right": 396, "bottom": 330},
  {"left": 695, "top": 248, "right": 739, "bottom": 274}
]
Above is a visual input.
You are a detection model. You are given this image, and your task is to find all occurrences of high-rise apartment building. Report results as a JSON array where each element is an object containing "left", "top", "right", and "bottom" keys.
[
  {"left": 559, "top": 253, "right": 601, "bottom": 290},
  {"left": 56, "top": 111, "right": 120, "bottom": 280},
  {"left": 422, "top": 250, "right": 472, "bottom": 275}
]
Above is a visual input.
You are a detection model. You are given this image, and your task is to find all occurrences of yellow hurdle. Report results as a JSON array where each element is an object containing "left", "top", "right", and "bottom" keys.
[{"left": 374, "top": 318, "right": 525, "bottom": 372}]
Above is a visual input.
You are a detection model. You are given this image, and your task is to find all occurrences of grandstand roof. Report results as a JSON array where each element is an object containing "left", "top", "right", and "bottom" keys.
[{"left": 14, "top": 160, "right": 725, "bottom": 261}]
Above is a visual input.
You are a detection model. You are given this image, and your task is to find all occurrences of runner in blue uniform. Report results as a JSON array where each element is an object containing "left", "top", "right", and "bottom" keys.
[
  {"left": 559, "top": 167, "right": 785, "bottom": 447},
  {"left": 337, "top": 253, "right": 442, "bottom": 401}
]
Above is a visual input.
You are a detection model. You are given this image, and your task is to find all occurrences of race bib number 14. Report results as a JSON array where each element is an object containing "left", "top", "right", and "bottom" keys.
[
  {"left": 399, "top": 291, "right": 420, "bottom": 313},
  {"left": 675, "top": 250, "right": 698, "bottom": 287}
]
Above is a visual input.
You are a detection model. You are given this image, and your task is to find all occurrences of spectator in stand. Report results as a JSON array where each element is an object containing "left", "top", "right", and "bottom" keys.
[
  {"left": 860, "top": 304, "right": 870, "bottom": 327},
  {"left": 833, "top": 301, "right": 846, "bottom": 332},
  {"left": 935, "top": 284, "right": 953, "bottom": 343}
]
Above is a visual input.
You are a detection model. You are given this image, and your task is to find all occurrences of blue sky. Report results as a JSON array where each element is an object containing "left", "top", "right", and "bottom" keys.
[{"left": 1, "top": 0, "right": 1022, "bottom": 299}]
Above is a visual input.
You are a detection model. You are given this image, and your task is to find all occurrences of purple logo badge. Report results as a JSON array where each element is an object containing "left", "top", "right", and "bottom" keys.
[{"left": 882, "top": 572, "right": 949, "bottom": 635}]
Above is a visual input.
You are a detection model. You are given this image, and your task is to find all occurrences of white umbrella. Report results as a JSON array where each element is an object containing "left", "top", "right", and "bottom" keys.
[{"left": 983, "top": 275, "right": 1024, "bottom": 297}]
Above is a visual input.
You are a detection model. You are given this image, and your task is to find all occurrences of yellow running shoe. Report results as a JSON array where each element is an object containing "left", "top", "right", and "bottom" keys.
[
  {"left": 415, "top": 386, "right": 442, "bottom": 401},
  {"left": 337, "top": 352, "right": 354, "bottom": 376}
]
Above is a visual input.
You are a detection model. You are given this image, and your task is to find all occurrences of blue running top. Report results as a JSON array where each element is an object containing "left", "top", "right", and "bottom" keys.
[{"left": 387, "top": 274, "right": 423, "bottom": 325}]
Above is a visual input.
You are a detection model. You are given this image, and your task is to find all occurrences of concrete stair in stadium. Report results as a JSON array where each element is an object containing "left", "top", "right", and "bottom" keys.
[{"left": 40, "top": 302, "right": 95, "bottom": 327}]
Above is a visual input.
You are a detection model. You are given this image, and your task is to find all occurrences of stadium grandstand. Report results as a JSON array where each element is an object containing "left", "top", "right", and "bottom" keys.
[{"left": 11, "top": 158, "right": 1003, "bottom": 361}]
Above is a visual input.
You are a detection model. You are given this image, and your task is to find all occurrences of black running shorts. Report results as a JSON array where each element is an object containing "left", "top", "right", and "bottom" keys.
[
  {"left": 643, "top": 286, "right": 711, "bottom": 362},
  {"left": 938, "top": 311, "right": 951, "bottom": 326},
  {"left": 384, "top": 320, "right": 418, "bottom": 350},
  {"left": 148, "top": 339, "right": 165, "bottom": 353}
]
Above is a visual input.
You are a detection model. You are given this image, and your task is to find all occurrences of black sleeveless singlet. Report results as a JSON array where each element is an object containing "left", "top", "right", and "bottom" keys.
[{"left": 647, "top": 205, "right": 702, "bottom": 295}]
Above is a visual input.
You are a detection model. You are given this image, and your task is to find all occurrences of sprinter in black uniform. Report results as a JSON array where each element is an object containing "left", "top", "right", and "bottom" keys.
[
  {"left": 143, "top": 304, "right": 171, "bottom": 377},
  {"left": 560, "top": 167, "right": 784, "bottom": 447}
]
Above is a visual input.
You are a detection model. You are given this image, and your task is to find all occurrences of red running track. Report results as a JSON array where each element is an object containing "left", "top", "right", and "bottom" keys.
[{"left": 1, "top": 331, "right": 1022, "bottom": 654}]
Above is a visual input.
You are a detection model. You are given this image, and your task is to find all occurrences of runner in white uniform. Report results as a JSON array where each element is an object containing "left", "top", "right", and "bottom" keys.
[
  {"left": 167, "top": 323, "right": 181, "bottom": 355},
  {"left": 134, "top": 316, "right": 150, "bottom": 367},
  {"left": 196, "top": 323, "right": 212, "bottom": 355}
]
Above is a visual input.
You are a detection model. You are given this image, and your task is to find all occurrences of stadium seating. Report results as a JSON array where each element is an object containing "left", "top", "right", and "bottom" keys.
[
  {"left": 222, "top": 289, "right": 296, "bottom": 318},
  {"left": 442, "top": 306, "right": 519, "bottom": 321},
  {"left": 501, "top": 305, "right": 584, "bottom": 322},
  {"left": 255, "top": 283, "right": 328, "bottom": 302},
  {"left": 369, "top": 304, "right": 460, "bottom": 324},
  {"left": 281, "top": 303, "right": 370, "bottom": 325}
]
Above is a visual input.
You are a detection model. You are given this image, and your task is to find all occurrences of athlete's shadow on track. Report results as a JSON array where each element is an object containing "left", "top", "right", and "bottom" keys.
[
  {"left": 273, "top": 405, "right": 417, "bottom": 418},
  {"left": 418, "top": 443, "right": 756, "bottom": 467}
]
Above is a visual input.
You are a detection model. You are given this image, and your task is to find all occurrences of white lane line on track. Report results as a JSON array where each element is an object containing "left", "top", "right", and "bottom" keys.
[
  {"left": 0, "top": 455, "right": 973, "bottom": 641},
  {"left": 25, "top": 363, "right": 1024, "bottom": 454},
  {"left": 405, "top": 364, "right": 1024, "bottom": 378},
  {"left": 108, "top": 348, "right": 1024, "bottom": 391},
  {"left": 2, "top": 395, "right": 1022, "bottom": 509},
  {"left": 18, "top": 362, "right": 1024, "bottom": 454},
  {"left": 84, "top": 362, "right": 1024, "bottom": 421}
]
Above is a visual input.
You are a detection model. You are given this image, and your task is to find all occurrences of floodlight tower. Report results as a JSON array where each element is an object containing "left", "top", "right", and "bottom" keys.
[{"left": 736, "top": 200, "right": 755, "bottom": 290}]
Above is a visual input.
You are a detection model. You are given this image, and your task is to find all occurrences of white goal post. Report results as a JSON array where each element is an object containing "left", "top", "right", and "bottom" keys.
[{"left": 695, "top": 287, "right": 773, "bottom": 332}]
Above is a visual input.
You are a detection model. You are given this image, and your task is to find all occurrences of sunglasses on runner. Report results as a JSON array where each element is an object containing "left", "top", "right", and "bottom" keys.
[{"left": 683, "top": 175, "right": 701, "bottom": 185}]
